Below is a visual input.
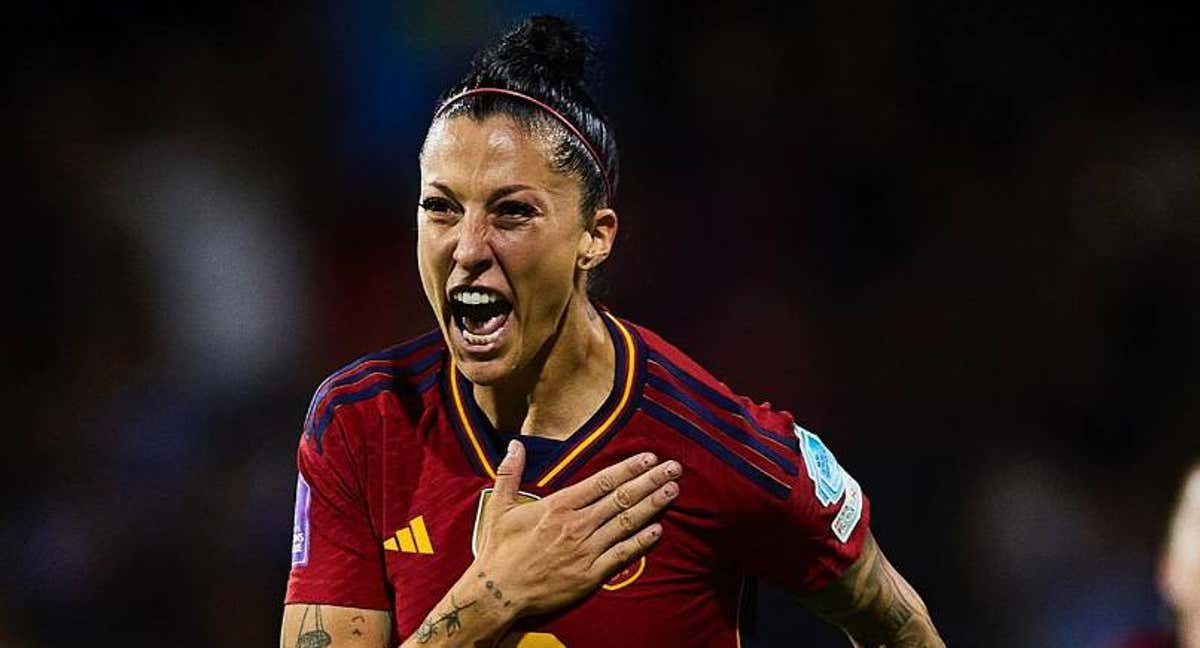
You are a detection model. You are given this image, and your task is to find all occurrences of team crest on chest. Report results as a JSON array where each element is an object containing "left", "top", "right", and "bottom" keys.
[
  {"left": 601, "top": 555, "right": 646, "bottom": 591},
  {"left": 472, "top": 488, "right": 542, "bottom": 557},
  {"left": 794, "top": 423, "right": 847, "bottom": 507},
  {"left": 471, "top": 488, "right": 647, "bottom": 590}
]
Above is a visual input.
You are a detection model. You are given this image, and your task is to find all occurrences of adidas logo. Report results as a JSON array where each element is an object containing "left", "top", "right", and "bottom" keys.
[{"left": 382, "top": 515, "right": 434, "bottom": 554}]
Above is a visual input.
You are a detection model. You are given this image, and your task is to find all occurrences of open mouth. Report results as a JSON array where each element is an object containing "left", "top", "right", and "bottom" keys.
[{"left": 448, "top": 286, "right": 513, "bottom": 348}]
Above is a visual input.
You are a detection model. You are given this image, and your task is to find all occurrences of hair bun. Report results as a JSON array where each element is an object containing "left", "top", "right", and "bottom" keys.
[{"left": 478, "top": 15, "right": 593, "bottom": 86}]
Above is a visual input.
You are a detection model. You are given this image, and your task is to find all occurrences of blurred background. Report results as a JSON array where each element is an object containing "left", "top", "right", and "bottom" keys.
[{"left": 7, "top": 1, "right": 1199, "bottom": 646}]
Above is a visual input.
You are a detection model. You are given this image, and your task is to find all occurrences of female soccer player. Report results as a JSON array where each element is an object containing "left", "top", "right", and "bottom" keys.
[{"left": 282, "top": 15, "right": 944, "bottom": 648}]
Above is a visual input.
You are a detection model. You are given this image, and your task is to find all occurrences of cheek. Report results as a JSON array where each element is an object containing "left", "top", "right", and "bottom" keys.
[
  {"left": 416, "top": 225, "right": 450, "bottom": 298},
  {"left": 499, "top": 230, "right": 580, "bottom": 312},
  {"left": 417, "top": 221, "right": 455, "bottom": 264},
  {"left": 415, "top": 226, "right": 434, "bottom": 266}
]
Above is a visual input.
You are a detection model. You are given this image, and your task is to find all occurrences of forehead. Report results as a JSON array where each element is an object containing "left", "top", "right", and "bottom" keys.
[{"left": 420, "top": 115, "right": 569, "bottom": 192}]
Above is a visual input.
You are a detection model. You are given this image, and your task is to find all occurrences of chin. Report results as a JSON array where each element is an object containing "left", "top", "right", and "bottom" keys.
[{"left": 452, "top": 351, "right": 519, "bottom": 386}]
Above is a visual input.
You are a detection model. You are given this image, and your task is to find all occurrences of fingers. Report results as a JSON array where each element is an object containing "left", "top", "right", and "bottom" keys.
[
  {"left": 556, "top": 452, "right": 659, "bottom": 509},
  {"left": 592, "top": 523, "right": 663, "bottom": 578},
  {"left": 587, "top": 460, "right": 680, "bottom": 528},
  {"left": 586, "top": 477, "right": 678, "bottom": 551},
  {"left": 490, "top": 440, "right": 526, "bottom": 516}
]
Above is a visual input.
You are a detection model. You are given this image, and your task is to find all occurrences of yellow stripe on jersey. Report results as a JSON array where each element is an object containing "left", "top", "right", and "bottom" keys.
[
  {"left": 449, "top": 356, "right": 498, "bottom": 480},
  {"left": 537, "top": 312, "right": 638, "bottom": 487}
]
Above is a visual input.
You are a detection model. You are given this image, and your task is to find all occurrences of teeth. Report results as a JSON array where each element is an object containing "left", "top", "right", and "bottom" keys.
[
  {"left": 452, "top": 290, "right": 500, "bottom": 304},
  {"left": 462, "top": 327, "right": 503, "bottom": 345}
]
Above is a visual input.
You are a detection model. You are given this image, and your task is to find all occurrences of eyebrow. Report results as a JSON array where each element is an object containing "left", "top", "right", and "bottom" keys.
[
  {"left": 427, "top": 182, "right": 544, "bottom": 205},
  {"left": 486, "top": 184, "right": 538, "bottom": 204},
  {"left": 427, "top": 181, "right": 460, "bottom": 203}
]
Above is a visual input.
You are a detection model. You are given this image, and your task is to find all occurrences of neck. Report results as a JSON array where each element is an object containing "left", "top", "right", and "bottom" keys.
[{"left": 473, "top": 294, "right": 615, "bottom": 441}]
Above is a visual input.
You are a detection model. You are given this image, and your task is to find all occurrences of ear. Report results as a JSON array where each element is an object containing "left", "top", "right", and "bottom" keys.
[{"left": 577, "top": 208, "right": 618, "bottom": 270}]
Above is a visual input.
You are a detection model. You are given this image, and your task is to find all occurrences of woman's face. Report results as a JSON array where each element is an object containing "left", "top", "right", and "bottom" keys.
[{"left": 417, "top": 114, "right": 599, "bottom": 386}]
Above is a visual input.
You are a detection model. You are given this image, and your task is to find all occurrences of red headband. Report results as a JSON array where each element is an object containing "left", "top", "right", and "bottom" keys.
[{"left": 433, "top": 87, "right": 612, "bottom": 202}]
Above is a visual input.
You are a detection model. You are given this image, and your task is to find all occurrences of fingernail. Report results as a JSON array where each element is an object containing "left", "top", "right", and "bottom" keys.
[
  {"left": 507, "top": 440, "right": 519, "bottom": 457},
  {"left": 649, "top": 524, "right": 662, "bottom": 538},
  {"left": 664, "top": 461, "right": 680, "bottom": 477},
  {"left": 664, "top": 483, "right": 678, "bottom": 498},
  {"left": 642, "top": 453, "right": 657, "bottom": 467}
]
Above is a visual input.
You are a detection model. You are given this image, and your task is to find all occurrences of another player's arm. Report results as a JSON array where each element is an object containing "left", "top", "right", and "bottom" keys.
[
  {"left": 397, "top": 441, "right": 681, "bottom": 647},
  {"left": 799, "top": 529, "right": 945, "bottom": 648},
  {"left": 280, "top": 604, "right": 390, "bottom": 648}
]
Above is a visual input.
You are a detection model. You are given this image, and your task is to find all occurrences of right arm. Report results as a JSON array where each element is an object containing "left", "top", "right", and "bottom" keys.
[
  {"left": 280, "top": 440, "right": 681, "bottom": 647},
  {"left": 798, "top": 530, "right": 945, "bottom": 648}
]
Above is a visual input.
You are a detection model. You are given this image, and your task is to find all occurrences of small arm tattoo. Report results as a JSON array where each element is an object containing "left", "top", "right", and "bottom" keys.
[
  {"left": 800, "top": 531, "right": 945, "bottom": 647},
  {"left": 295, "top": 605, "right": 333, "bottom": 648},
  {"left": 415, "top": 595, "right": 477, "bottom": 644},
  {"left": 477, "top": 571, "right": 513, "bottom": 607}
]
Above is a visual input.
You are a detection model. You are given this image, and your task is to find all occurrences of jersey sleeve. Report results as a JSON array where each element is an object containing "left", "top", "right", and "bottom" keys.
[
  {"left": 284, "top": 403, "right": 390, "bottom": 610},
  {"left": 729, "top": 404, "right": 871, "bottom": 595}
]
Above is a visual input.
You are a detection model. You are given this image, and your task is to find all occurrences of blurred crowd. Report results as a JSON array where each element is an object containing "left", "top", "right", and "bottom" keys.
[{"left": 7, "top": 2, "right": 1198, "bottom": 646}]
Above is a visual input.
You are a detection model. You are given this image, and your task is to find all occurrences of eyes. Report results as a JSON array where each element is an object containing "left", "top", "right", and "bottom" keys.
[
  {"left": 419, "top": 196, "right": 540, "bottom": 226},
  {"left": 496, "top": 200, "right": 537, "bottom": 218},
  {"left": 419, "top": 197, "right": 456, "bottom": 216}
]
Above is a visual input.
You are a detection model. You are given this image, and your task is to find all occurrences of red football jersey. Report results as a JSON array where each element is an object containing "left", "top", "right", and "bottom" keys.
[{"left": 286, "top": 311, "right": 870, "bottom": 647}]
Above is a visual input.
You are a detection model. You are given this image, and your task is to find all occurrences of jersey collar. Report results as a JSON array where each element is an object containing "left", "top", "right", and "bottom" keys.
[{"left": 445, "top": 310, "right": 645, "bottom": 488}]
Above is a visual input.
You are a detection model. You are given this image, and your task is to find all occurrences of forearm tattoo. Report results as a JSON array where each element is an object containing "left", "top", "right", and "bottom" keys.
[
  {"left": 477, "top": 570, "right": 514, "bottom": 608},
  {"left": 295, "top": 605, "right": 333, "bottom": 648},
  {"left": 800, "top": 532, "right": 945, "bottom": 648},
  {"left": 415, "top": 595, "right": 476, "bottom": 644}
]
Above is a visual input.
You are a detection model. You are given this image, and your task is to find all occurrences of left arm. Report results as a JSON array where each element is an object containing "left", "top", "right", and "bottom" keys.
[{"left": 798, "top": 529, "right": 945, "bottom": 648}]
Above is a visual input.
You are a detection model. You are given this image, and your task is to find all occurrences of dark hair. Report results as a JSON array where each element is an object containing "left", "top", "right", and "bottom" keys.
[{"left": 428, "top": 15, "right": 619, "bottom": 217}]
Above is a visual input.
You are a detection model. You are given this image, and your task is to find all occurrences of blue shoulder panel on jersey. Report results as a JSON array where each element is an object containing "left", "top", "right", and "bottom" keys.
[
  {"left": 307, "top": 380, "right": 398, "bottom": 454},
  {"left": 305, "top": 329, "right": 442, "bottom": 421},
  {"left": 317, "top": 349, "right": 441, "bottom": 397},
  {"left": 304, "top": 330, "right": 444, "bottom": 454},
  {"left": 643, "top": 399, "right": 791, "bottom": 499},
  {"left": 647, "top": 373, "right": 798, "bottom": 477},
  {"left": 414, "top": 369, "right": 441, "bottom": 395},
  {"left": 647, "top": 351, "right": 794, "bottom": 454}
]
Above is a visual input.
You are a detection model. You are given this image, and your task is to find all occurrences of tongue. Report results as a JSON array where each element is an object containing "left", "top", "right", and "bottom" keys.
[{"left": 464, "top": 310, "right": 508, "bottom": 336}]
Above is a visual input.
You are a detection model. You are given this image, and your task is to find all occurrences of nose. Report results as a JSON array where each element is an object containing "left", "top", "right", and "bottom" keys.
[{"left": 452, "top": 211, "right": 492, "bottom": 275}]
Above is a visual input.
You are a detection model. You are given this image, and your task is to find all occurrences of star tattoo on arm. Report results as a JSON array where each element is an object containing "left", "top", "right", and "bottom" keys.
[{"left": 414, "top": 595, "right": 477, "bottom": 644}]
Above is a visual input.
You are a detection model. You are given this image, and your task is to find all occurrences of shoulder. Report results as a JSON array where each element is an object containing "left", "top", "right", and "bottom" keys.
[
  {"left": 302, "top": 328, "right": 446, "bottom": 454},
  {"left": 630, "top": 319, "right": 871, "bottom": 561},
  {"left": 628, "top": 320, "right": 804, "bottom": 501}
]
